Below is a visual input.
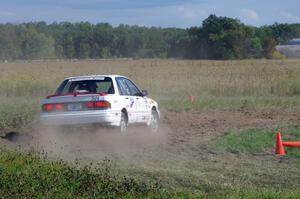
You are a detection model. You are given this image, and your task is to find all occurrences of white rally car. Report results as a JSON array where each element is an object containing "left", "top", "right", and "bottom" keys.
[{"left": 40, "top": 75, "right": 160, "bottom": 132}]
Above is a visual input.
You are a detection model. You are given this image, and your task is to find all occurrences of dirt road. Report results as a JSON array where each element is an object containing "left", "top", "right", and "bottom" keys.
[{"left": 1, "top": 110, "right": 300, "bottom": 189}]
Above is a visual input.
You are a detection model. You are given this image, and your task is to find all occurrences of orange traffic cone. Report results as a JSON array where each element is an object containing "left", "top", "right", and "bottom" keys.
[
  {"left": 275, "top": 132, "right": 285, "bottom": 156},
  {"left": 188, "top": 96, "right": 194, "bottom": 104}
]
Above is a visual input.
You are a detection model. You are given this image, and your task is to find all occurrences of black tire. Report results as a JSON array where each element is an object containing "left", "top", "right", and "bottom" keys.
[
  {"left": 149, "top": 110, "right": 159, "bottom": 132},
  {"left": 120, "top": 112, "right": 127, "bottom": 133}
]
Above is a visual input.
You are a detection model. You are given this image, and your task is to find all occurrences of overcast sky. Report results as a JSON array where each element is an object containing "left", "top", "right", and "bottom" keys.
[{"left": 0, "top": 0, "right": 299, "bottom": 28}]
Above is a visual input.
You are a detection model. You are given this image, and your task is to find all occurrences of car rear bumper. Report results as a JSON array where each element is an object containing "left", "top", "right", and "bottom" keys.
[{"left": 40, "top": 110, "right": 121, "bottom": 126}]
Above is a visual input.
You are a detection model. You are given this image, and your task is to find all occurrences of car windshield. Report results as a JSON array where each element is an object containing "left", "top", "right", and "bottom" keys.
[{"left": 55, "top": 77, "right": 115, "bottom": 95}]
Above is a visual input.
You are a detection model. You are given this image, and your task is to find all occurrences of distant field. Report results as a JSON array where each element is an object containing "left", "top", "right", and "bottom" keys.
[
  {"left": 0, "top": 59, "right": 300, "bottom": 198},
  {"left": 1, "top": 59, "right": 300, "bottom": 99},
  {"left": 0, "top": 59, "right": 300, "bottom": 132}
]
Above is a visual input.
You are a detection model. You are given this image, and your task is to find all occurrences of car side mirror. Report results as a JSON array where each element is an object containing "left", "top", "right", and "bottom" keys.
[{"left": 141, "top": 90, "right": 148, "bottom": 97}]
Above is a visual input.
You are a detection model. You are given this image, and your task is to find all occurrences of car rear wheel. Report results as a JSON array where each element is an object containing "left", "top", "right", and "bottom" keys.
[
  {"left": 120, "top": 112, "right": 127, "bottom": 133},
  {"left": 149, "top": 110, "right": 159, "bottom": 132}
]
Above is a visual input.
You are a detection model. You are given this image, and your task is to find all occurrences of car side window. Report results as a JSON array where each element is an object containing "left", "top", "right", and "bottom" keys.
[
  {"left": 116, "top": 77, "right": 131, "bottom": 96},
  {"left": 124, "top": 79, "right": 141, "bottom": 96}
]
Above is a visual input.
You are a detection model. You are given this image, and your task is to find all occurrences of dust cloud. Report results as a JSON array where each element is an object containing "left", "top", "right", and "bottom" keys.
[{"left": 14, "top": 122, "right": 170, "bottom": 162}]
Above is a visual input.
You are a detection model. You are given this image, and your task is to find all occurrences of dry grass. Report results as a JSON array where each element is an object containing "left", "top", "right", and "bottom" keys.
[
  {"left": 0, "top": 59, "right": 300, "bottom": 109},
  {"left": 0, "top": 58, "right": 299, "bottom": 131}
]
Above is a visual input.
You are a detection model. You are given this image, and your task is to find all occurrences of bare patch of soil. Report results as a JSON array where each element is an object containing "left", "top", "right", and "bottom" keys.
[
  {"left": 1, "top": 110, "right": 300, "bottom": 189},
  {"left": 163, "top": 110, "right": 300, "bottom": 144}
]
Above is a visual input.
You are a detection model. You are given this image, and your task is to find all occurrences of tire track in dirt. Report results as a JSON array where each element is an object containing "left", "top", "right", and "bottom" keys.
[
  {"left": 1, "top": 110, "right": 299, "bottom": 157},
  {"left": 162, "top": 110, "right": 300, "bottom": 144},
  {"left": 1, "top": 110, "right": 300, "bottom": 189}
]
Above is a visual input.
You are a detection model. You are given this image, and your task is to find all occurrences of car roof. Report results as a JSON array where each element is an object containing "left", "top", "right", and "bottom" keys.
[{"left": 66, "top": 75, "right": 127, "bottom": 81}]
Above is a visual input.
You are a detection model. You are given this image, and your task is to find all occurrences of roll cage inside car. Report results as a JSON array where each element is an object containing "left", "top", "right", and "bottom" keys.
[{"left": 55, "top": 77, "right": 115, "bottom": 95}]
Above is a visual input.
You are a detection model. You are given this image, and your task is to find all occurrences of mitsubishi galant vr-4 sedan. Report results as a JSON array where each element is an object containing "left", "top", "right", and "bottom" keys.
[{"left": 40, "top": 75, "right": 160, "bottom": 132}]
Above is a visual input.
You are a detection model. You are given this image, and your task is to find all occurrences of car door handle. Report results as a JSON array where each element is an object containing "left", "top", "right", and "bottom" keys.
[
  {"left": 136, "top": 98, "right": 139, "bottom": 100},
  {"left": 125, "top": 97, "right": 129, "bottom": 99}
]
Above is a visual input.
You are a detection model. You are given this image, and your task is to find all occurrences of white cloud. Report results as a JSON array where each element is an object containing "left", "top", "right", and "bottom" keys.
[{"left": 240, "top": 9, "right": 259, "bottom": 21}]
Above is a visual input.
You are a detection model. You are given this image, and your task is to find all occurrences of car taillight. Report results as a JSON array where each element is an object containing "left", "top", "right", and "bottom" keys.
[
  {"left": 84, "top": 101, "right": 111, "bottom": 109},
  {"left": 42, "top": 103, "right": 64, "bottom": 112},
  {"left": 55, "top": 103, "right": 64, "bottom": 110},
  {"left": 43, "top": 104, "right": 53, "bottom": 112},
  {"left": 85, "top": 101, "right": 94, "bottom": 108},
  {"left": 94, "top": 101, "right": 110, "bottom": 108}
]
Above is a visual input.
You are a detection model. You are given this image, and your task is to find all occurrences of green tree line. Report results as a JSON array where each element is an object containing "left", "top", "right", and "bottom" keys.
[{"left": 0, "top": 15, "right": 300, "bottom": 60}]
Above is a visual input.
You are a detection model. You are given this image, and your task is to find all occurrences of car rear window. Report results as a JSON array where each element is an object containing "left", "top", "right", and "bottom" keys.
[{"left": 55, "top": 77, "right": 115, "bottom": 95}]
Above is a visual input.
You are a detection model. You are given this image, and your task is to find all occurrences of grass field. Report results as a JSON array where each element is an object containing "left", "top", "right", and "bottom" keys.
[
  {"left": 215, "top": 128, "right": 300, "bottom": 159},
  {"left": 2, "top": 150, "right": 300, "bottom": 198},
  {"left": 0, "top": 59, "right": 300, "bottom": 198},
  {"left": 0, "top": 59, "right": 300, "bottom": 132},
  {"left": 1, "top": 59, "right": 300, "bottom": 99}
]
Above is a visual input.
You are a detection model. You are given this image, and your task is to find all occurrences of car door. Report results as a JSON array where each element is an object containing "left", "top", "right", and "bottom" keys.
[
  {"left": 115, "top": 77, "right": 138, "bottom": 123},
  {"left": 123, "top": 78, "right": 148, "bottom": 123}
]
